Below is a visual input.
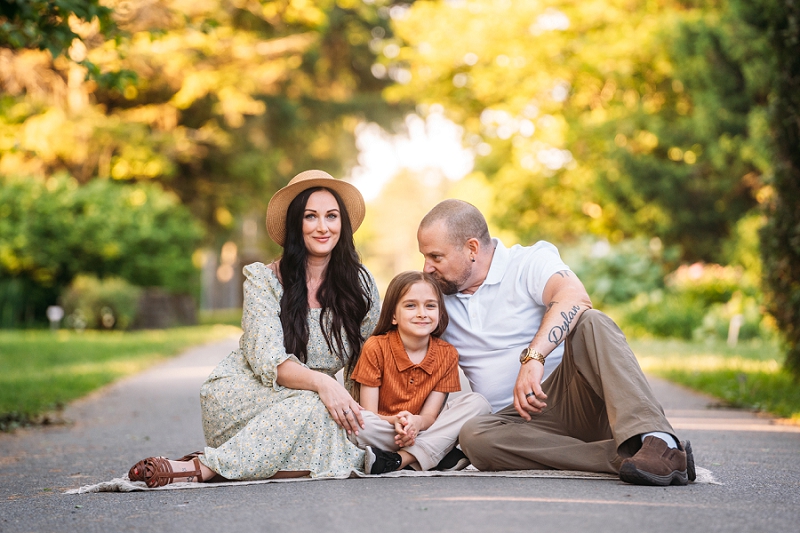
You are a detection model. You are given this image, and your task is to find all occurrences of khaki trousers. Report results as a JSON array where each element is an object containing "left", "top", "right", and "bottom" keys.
[
  {"left": 350, "top": 392, "right": 491, "bottom": 471},
  {"left": 459, "top": 310, "right": 675, "bottom": 474}
]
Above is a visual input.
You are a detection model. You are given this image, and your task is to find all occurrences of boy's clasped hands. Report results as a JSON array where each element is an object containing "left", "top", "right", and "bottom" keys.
[{"left": 392, "top": 411, "right": 423, "bottom": 446}]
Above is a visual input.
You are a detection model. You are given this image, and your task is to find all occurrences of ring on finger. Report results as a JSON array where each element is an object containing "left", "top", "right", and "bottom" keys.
[
  {"left": 343, "top": 409, "right": 351, "bottom": 415},
  {"left": 525, "top": 392, "right": 535, "bottom": 399}
]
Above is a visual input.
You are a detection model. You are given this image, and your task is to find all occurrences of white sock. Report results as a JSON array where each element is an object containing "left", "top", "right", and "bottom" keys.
[{"left": 642, "top": 431, "right": 677, "bottom": 449}]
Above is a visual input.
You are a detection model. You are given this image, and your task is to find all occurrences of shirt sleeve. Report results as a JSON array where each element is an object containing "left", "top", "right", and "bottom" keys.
[
  {"left": 239, "top": 263, "right": 304, "bottom": 391},
  {"left": 350, "top": 336, "right": 384, "bottom": 387},
  {"left": 523, "top": 241, "right": 572, "bottom": 306},
  {"left": 432, "top": 342, "right": 462, "bottom": 393}
]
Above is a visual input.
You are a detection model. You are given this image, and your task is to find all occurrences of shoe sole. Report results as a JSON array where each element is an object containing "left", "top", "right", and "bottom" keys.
[
  {"left": 619, "top": 461, "right": 688, "bottom": 486},
  {"left": 685, "top": 440, "right": 696, "bottom": 482},
  {"left": 442, "top": 457, "right": 471, "bottom": 471},
  {"left": 364, "top": 446, "right": 377, "bottom": 475}
]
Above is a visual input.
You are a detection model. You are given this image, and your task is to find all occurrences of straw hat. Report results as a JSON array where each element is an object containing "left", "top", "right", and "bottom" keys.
[{"left": 266, "top": 170, "right": 365, "bottom": 247}]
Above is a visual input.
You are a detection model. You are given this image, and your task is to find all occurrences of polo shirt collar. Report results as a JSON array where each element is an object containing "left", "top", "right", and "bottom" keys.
[
  {"left": 457, "top": 238, "right": 507, "bottom": 300},
  {"left": 483, "top": 238, "right": 509, "bottom": 286},
  {"left": 388, "top": 329, "right": 438, "bottom": 374}
]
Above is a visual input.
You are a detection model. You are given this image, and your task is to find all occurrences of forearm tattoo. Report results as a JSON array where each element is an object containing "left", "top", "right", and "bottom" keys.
[{"left": 547, "top": 304, "right": 581, "bottom": 345}]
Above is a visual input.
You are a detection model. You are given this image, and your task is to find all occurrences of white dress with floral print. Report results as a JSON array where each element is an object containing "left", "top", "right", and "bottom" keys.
[{"left": 198, "top": 262, "right": 380, "bottom": 480}]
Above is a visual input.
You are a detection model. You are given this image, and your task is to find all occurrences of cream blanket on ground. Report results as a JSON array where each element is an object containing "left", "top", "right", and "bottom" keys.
[{"left": 65, "top": 465, "right": 718, "bottom": 494}]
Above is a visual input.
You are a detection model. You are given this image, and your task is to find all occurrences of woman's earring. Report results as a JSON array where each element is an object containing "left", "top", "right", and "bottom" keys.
[{"left": 470, "top": 256, "right": 476, "bottom": 263}]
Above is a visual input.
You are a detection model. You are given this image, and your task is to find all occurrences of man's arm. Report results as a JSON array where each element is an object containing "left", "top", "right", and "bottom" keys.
[{"left": 512, "top": 270, "right": 593, "bottom": 420}]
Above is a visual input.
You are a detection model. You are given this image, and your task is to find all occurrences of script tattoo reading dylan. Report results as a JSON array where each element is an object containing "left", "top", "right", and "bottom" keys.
[{"left": 548, "top": 305, "right": 581, "bottom": 345}]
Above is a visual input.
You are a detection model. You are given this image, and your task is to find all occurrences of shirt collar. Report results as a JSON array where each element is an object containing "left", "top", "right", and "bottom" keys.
[
  {"left": 483, "top": 238, "right": 508, "bottom": 286},
  {"left": 456, "top": 238, "right": 507, "bottom": 300},
  {"left": 388, "top": 329, "right": 438, "bottom": 374}
]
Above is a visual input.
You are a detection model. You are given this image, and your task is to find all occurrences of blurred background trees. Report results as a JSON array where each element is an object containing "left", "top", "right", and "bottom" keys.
[
  {"left": 1, "top": 0, "right": 402, "bottom": 327},
  {"left": 1, "top": 0, "right": 797, "bottom": 377}
]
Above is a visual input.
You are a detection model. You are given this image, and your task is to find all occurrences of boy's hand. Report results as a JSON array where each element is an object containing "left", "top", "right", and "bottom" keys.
[{"left": 393, "top": 411, "right": 419, "bottom": 447}]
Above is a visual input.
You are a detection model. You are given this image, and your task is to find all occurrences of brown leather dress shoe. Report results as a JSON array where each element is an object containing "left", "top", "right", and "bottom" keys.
[{"left": 619, "top": 436, "right": 695, "bottom": 486}]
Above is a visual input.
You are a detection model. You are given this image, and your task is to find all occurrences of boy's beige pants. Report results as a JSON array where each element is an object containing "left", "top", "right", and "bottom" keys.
[{"left": 349, "top": 392, "right": 491, "bottom": 470}]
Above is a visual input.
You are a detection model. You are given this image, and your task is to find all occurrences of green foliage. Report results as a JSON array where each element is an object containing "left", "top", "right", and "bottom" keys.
[
  {"left": 0, "top": 0, "right": 132, "bottom": 89},
  {"left": 0, "top": 325, "right": 239, "bottom": 430},
  {"left": 616, "top": 262, "right": 773, "bottom": 341},
  {"left": 616, "top": 290, "right": 706, "bottom": 340},
  {"left": 749, "top": 0, "right": 800, "bottom": 379},
  {"left": 633, "top": 338, "right": 799, "bottom": 421},
  {"left": 561, "top": 238, "right": 669, "bottom": 308},
  {"left": 0, "top": 175, "right": 203, "bottom": 327},
  {"left": 60, "top": 275, "right": 142, "bottom": 330},
  {"left": 0, "top": 0, "right": 114, "bottom": 57},
  {"left": 385, "top": 0, "right": 768, "bottom": 264},
  {"left": 0, "top": 0, "right": 403, "bottom": 248}
]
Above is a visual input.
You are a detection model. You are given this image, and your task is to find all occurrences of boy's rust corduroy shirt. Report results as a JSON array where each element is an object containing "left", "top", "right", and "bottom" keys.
[{"left": 351, "top": 329, "right": 461, "bottom": 416}]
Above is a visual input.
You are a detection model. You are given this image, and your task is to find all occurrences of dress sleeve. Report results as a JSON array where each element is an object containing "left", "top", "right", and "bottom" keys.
[
  {"left": 239, "top": 263, "right": 304, "bottom": 390},
  {"left": 360, "top": 267, "right": 381, "bottom": 340}
]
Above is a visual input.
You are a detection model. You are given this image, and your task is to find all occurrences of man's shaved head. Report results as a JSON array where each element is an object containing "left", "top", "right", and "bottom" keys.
[{"left": 419, "top": 199, "right": 492, "bottom": 248}]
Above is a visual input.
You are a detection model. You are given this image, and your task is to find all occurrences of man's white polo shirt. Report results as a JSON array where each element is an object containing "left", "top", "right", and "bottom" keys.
[{"left": 441, "top": 239, "right": 570, "bottom": 412}]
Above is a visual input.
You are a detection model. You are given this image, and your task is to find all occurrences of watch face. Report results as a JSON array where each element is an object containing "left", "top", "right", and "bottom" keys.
[{"left": 519, "top": 348, "right": 530, "bottom": 363}]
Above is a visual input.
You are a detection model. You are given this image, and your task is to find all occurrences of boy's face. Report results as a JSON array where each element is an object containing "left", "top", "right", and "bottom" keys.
[{"left": 392, "top": 281, "right": 440, "bottom": 341}]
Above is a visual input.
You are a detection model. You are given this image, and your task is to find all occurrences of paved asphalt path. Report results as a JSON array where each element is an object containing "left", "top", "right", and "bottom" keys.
[{"left": 1, "top": 335, "right": 799, "bottom": 533}]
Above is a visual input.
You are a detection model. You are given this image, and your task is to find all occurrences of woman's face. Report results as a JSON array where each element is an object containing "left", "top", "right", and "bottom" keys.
[{"left": 302, "top": 189, "right": 342, "bottom": 258}]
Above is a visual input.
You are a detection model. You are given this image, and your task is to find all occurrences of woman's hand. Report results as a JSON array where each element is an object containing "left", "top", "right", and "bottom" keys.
[
  {"left": 276, "top": 359, "right": 365, "bottom": 435},
  {"left": 316, "top": 375, "right": 365, "bottom": 435}
]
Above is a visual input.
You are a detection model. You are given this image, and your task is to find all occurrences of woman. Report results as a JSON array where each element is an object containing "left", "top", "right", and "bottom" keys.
[{"left": 128, "top": 170, "right": 381, "bottom": 486}]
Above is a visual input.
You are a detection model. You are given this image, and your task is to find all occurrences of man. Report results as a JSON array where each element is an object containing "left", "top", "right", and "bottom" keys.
[{"left": 417, "top": 199, "right": 695, "bottom": 486}]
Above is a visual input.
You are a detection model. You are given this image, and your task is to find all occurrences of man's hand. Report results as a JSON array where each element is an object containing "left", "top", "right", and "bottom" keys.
[{"left": 513, "top": 360, "right": 547, "bottom": 420}]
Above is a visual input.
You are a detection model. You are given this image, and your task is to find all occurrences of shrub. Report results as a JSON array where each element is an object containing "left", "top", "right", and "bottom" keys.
[
  {"left": 60, "top": 275, "right": 142, "bottom": 330},
  {"left": 0, "top": 175, "right": 204, "bottom": 327},
  {"left": 616, "top": 262, "right": 775, "bottom": 341},
  {"left": 561, "top": 238, "right": 670, "bottom": 308},
  {"left": 617, "top": 290, "right": 706, "bottom": 339}
]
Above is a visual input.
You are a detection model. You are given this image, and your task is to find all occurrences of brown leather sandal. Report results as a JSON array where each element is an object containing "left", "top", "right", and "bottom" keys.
[
  {"left": 135, "top": 456, "right": 205, "bottom": 488},
  {"left": 128, "top": 451, "right": 203, "bottom": 483}
]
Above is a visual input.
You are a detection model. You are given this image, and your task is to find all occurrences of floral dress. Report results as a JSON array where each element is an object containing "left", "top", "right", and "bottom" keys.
[{"left": 198, "top": 262, "right": 381, "bottom": 480}]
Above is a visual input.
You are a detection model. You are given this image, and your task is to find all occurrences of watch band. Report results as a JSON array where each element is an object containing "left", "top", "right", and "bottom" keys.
[{"left": 520, "top": 347, "right": 546, "bottom": 366}]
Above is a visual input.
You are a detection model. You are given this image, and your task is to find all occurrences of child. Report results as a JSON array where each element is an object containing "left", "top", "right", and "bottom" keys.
[{"left": 349, "top": 271, "right": 492, "bottom": 474}]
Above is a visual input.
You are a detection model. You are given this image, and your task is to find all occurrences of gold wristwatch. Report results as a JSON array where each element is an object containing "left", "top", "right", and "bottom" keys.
[{"left": 520, "top": 347, "right": 546, "bottom": 366}]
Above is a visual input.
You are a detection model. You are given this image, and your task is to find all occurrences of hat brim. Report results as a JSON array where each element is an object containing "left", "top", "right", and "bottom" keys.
[{"left": 266, "top": 171, "right": 366, "bottom": 247}]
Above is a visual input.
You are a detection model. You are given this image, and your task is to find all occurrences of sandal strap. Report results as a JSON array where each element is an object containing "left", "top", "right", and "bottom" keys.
[
  {"left": 129, "top": 453, "right": 205, "bottom": 484},
  {"left": 143, "top": 456, "right": 204, "bottom": 488}
]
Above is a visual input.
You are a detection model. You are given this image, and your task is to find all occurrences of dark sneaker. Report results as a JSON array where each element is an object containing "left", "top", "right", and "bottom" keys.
[
  {"left": 433, "top": 447, "right": 471, "bottom": 471},
  {"left": 619, "top": 436, "right": 693, "bottom": 486},
  {"left": 365, "top": 446, "right": 402, "bottom": 475}
]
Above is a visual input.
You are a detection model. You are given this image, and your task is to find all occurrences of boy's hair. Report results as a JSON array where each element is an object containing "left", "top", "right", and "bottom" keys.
[{"left": 373, "top": 271, "right": 449, "bottom": 338}]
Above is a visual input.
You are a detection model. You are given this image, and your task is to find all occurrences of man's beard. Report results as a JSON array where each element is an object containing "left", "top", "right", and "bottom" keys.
[
  {"left": 433, "top": 265, "right": 471, "bottom": 296},
  {"left": 434, "top": 277, "right": 461, "bottom": 296}
]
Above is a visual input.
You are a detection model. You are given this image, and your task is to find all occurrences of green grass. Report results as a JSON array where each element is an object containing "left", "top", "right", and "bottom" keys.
[
  {"left": 198, "top": 308, "right": 242, "bottom": 327},
  {"left": 0, "top": 325, "right": 240, "bottom": 430},
  {"left": 631, "top": 337, "right": 800, "bottom": 422}
]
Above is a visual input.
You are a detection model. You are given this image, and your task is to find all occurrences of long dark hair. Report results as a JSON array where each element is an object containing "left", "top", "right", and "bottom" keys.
[
  {"left": 278, "top": 186, "right": 371, "bottom": 379},
  {"left": 373, "top": 271, "right": 448, "bottom": 338}
]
